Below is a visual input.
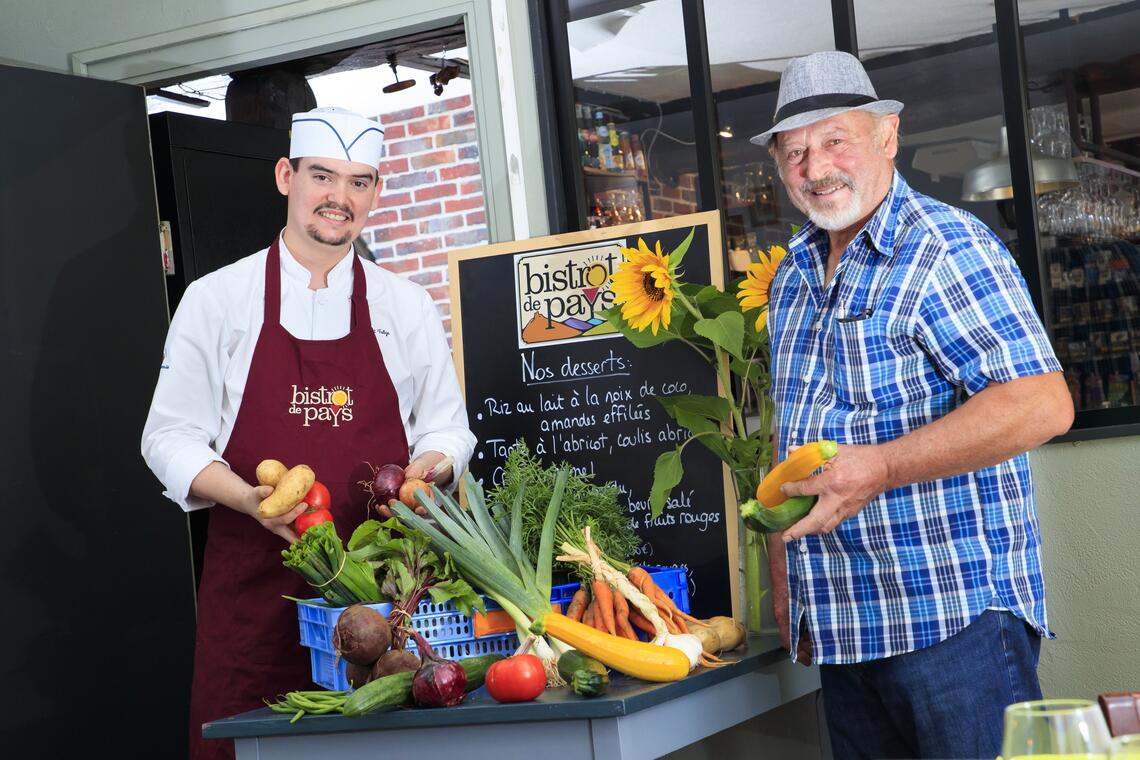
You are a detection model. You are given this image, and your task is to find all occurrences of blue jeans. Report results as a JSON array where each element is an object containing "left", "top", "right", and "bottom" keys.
[{"left": 818, "top": 610, "right": 1042, "bottom": 759}]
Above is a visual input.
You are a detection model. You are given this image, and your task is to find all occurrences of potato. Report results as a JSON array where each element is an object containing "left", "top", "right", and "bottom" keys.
[
  {"left": 690, "top": 623, "right": 723, "bottom": 654},
  {"left": 257, "top": 464, "right": 315, "bottom": 518},
  {"left": 706, "top": 616, "right": 746, "bottom": 651},
  {"left": 256, "top": 459, "right": 288, "bottom": 487}
]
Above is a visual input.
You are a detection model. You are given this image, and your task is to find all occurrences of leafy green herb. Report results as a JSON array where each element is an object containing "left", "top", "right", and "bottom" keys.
[
  {"left": 347, "top": 517, "right": 484, "bottom": 648},
  {"left": 488, "top": 441, "right": 641, "bottom": 577}
]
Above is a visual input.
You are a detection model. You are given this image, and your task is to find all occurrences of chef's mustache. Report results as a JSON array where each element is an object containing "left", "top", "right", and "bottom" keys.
[
  {"left": 801, "top": 173, "right": 856, "bottom": 194},
  {"left": 315, "top": 202, "right": 353, "bottom": 221}
]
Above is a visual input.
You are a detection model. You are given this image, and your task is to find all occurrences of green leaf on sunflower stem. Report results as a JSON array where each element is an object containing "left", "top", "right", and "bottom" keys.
[
  {"left": 668, "top": 226, "right": 697, "bottom": 267},
  {"left": 650, "top": 449, "right": 684, "bottom": 520},
  {"left": 695, "top": 288, "right": 742, "bottom": 319},
  {"left": 790, "top": 223, "right": 801, "bottom": 235},
  {"left": 693, "top": 311, "right": 745, "bottom": 361},
  {"left": 730, "top": 357, "right": 762, "bottom": 382},
  {"left": 656, "top": 393, "right": 732, "bottom": 423},
  {"left": 728, "top": 436, "right": 765, "bottom": 470},
  {"left": 601, "top": 305, "right": 676, "bottom": 347}
]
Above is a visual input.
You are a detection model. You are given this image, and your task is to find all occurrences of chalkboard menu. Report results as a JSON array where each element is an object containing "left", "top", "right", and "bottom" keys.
[{"left": 449, "top": 212, "right": 738, "bottom": 619}]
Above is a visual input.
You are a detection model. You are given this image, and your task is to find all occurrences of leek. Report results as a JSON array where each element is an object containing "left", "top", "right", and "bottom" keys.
[{"left": 391, "top": 470, "right": 572, "bottom": 684}]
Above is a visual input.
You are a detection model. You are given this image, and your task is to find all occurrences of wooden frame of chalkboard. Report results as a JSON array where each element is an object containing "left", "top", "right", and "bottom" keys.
[{"left": 448, "top": 211, "right": 741, "bottom": 621}]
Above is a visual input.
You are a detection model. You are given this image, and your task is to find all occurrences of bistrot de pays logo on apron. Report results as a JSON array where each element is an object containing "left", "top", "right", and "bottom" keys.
[{"left": 289, "top": 384, "right": 354, "bottom": 427}]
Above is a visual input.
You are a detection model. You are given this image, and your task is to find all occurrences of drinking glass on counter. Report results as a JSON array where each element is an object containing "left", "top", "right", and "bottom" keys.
[
  {"left": 1110, "top": 734, "right": 1140, "bottom": 759},
  {"left": 1001, "top": 699, "right": 1113, "bottom": 758}
]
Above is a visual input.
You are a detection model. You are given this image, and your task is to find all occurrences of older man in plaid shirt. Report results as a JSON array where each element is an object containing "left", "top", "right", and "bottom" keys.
[{"left": 752, "top": 52, "right": 1075, "bottom": 759}]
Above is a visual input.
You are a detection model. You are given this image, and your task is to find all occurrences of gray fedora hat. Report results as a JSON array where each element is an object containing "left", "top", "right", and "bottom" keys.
[{"left": 750, "top": 51, "right": 903, "bottom": 146}]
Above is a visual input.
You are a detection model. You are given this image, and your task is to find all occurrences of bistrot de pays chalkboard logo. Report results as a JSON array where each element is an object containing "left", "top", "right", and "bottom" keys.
[
  {"left": 289, "top": 384, "right": 354, "bottom": 427},
  {"left": 514, "top": 242, "right": 624, "bottom": 348}
]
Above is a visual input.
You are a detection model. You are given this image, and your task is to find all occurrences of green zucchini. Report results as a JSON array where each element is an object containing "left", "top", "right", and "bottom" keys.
[
  {"left": 557, "top": 649, "right": 609, "bottom": 698},
  {"left": 342, "top": 653, "right": 504, "bottom": 717},
  {"left": 740, "top": 496, "right": 816, "bottom": 534}
]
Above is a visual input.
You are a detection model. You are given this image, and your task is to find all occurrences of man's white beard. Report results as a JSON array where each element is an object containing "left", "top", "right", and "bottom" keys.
[{"left": 795, "top": 173, "right": 864, "bottom": 231}]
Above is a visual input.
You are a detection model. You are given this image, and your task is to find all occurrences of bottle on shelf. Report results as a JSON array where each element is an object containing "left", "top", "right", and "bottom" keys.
[
  {"left": 607, "top": 120, "right": 624, "bottom": 171},
  {"left": 619, "top": 131, "right": 633, "bottom": 172},
  {"left": 629, "top": 132, "right": 648, "bottom": 179},
  {"left": 587, "top": 131, "right": 600, "bottom": 169},
  {"left": 595, "top": 111, "right": 615, "bottom": 171}
]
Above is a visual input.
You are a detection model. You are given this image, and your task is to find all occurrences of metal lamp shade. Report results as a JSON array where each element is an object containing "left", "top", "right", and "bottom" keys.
[{"left": 961, "top": 127, "right": 1079, "bottom": 201}]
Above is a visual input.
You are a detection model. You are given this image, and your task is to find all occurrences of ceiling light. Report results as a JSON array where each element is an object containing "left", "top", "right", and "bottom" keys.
[
  {"left": 962, "top": 127, "right": 1078, "bottom": 202},
  {"left": 718, "top": 126, "right": 734, "bottom": 139},
  {"left": 382, "top": 52, "right": 415, "bottom": 94},
  {"left": 151, "top": 89, "right": 210, "bottom": 108}
]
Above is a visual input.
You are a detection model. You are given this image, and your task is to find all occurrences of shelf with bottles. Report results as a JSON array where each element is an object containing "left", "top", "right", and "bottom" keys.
[{"left": 574, "top": 102, "right": 649, "bottom": 181}]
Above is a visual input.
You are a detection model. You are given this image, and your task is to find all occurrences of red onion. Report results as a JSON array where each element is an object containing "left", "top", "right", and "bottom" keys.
[
  {"left": 370, "top": 463, "right": 405, "bottom": 505},
  {"left": 408, "top": 629, "right": 467, "bottom": 707}
]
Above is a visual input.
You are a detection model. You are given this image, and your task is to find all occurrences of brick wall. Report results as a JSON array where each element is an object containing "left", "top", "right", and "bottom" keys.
[
  {"left": 361, "top": 94, "right": 488, "bottom": 339},
  {"left": 649, "top": 172, "right": 698, "bottom": 218}
]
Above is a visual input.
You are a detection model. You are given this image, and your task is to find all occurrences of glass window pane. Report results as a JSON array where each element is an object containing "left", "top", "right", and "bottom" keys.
[
  {"left": 1021, "top": 2, "right": 1140, "bottom": 414},
  {"left": 704, "top": 0, "right": 834, "bottom": 270},
  {"left": 854, "top": 2, "right": 1017, "bottom": 257},
  {"left": 566, "top": 0, "right": 703, "bottom": 229}
]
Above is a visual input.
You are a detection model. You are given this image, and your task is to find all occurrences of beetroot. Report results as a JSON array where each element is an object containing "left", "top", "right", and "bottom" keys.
[
  {"left": 344, "top": 659, "right": 374, "bottom": 689},
  {"left": 333, "top": 604, "right": 392, "bottom": 666},
  {"left": 408, "top": 629, "right": 467, "bottom": 707},
  {"left": 371, "top": 648, "right": 420, "bottom": 680}
]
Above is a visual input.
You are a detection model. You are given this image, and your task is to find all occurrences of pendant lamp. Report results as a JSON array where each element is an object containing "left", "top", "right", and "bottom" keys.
[
  {"left": 962, "top": 126, "right": 1078, "bottom": 201},
  {"left": 382, "top": 53, "right": 415, "bottom": 94}
]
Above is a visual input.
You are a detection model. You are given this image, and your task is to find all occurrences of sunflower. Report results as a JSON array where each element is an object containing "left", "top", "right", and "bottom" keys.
[
  {"left": 736, "top": 244, "right": 788, "bottom": 333},
  {"left": 609, "top": 237, "right": 678, "bottom": 335}
]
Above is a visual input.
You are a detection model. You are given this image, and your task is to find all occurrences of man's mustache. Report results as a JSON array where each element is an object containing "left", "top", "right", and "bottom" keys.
[
  {"left": 801, "top": 173, "right": 856, "bottom": 194},
  {"left": 315, "top": 202, "right": 353, "bottom": 221}
]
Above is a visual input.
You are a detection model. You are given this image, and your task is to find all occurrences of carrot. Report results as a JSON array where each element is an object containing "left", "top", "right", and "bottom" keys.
[
  {"left": 630, "top": 566, "right": 703, "bottom": 626},
  {"left": 566, "top": 585, "right": 589, "bottom": 622},
  {"left": 628, "top": 609, "right": 657, "bottom": 637},
  {"left": 613, "top": 591, "right": 637, "bottom": 640},
  {"left": 583, "top": 598, "right": 596, "bottom": 629},
  {"left": 593, "top": 579, "right": 617, "bottom": 636}
]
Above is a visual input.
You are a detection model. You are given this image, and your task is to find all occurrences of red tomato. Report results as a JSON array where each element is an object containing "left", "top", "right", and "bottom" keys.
[
  {"left": 484, "top": 653, "right": 546, "bottom": 703},
  {"left": 302, "top": 481, "right": 331, "bottom": 510},
  {"left": 294, "top": 506, "right": 334, "bottom": 535}
]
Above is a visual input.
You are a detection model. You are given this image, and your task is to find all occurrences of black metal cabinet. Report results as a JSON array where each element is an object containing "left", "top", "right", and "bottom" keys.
[
  {"left": 149, "top": 112, "right": 289, "bottom": 313},
  {"left": 0, "top": 64, "right": 196, "bottom": 757}
]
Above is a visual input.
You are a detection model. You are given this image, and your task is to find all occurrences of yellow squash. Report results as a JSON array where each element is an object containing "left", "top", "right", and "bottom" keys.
[
  {"left": 755, "top": 440, "right": 838, "bottom": 508},
  {"left": 538, "top": 612, "right": 690, "bottom": 682}
]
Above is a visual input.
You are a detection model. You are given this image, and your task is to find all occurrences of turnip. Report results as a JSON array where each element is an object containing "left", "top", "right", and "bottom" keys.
[{"left": 333, "top": 604, "right": 392, "bottom": 666}]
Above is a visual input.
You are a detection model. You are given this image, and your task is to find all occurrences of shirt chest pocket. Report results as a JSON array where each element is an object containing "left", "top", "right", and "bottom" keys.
[{"left": 829, "top": 314, "right": 912, "bottom": 409}]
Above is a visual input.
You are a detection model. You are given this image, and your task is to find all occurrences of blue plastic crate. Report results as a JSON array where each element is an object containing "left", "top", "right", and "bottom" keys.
[
  {"left": 298, "top": 565, "right": 690, "bottom": 690},
  {"left": 308, "top": 630, "right": 519, "bottom": 691}
]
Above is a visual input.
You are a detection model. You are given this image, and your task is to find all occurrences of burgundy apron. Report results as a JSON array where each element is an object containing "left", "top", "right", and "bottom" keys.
[{"left": 189, "top": 238, "right": 409, "bottom": 759}]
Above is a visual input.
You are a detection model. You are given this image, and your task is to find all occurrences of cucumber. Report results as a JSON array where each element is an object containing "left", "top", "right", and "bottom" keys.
[
  {"left": 342, "top": 653, "right": 504, "bottom": 717},
  {"left": 557, "top": 649, "right": 609, "bottom": 698},
  {"left": 740, "top": 496, "right": 816, "bottom": 534}
]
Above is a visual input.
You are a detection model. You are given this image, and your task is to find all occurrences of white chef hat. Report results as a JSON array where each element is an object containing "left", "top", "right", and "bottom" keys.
[{"left": 289, "top": 107, "right": 385, "bottom": 168}]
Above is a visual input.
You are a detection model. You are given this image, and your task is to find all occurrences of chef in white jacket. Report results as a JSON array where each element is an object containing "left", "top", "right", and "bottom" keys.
[{"left": 141, "top": 106, "right": 475, "bottom": 760}]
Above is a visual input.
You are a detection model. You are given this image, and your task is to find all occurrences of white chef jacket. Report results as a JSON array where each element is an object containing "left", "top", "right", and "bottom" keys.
[{"left": 141, "top": 236, "right": 476, "bottom": 512}]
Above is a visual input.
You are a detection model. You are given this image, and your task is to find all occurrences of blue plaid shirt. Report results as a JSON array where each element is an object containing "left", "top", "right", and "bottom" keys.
[{"left": 769, "top": 171, "right": 1060, "bottom": 665}]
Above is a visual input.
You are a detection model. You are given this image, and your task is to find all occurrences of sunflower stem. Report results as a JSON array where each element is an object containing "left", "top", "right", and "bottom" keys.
[{"left": 674, "top": 289, "right": 748, "bottom": 441}]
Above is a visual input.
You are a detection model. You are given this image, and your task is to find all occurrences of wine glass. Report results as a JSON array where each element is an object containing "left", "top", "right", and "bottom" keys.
[
  {"left": 1110, "top": 734, "right": 1140, "bottom": 759},
  {"left": 1002, "top": 699, "right": 1113, "bottom": 758}
]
